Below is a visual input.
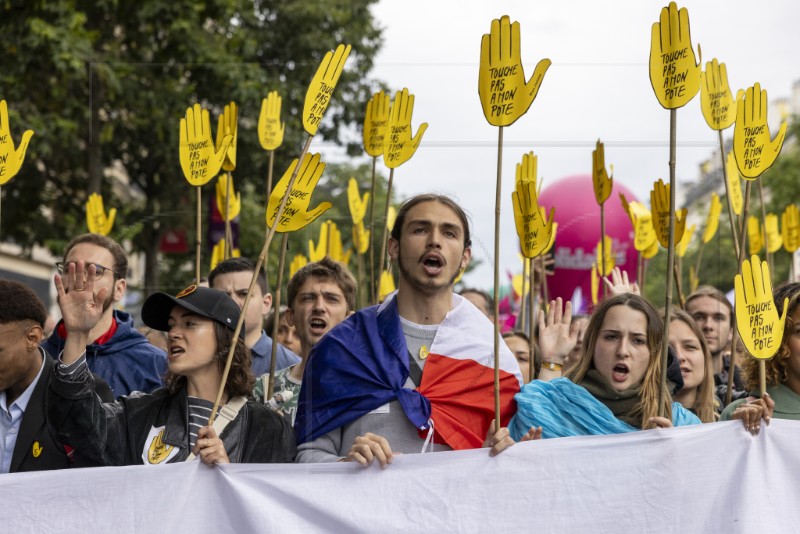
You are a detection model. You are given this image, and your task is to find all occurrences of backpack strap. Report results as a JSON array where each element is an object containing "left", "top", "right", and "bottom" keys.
[{"left": 185, "top": 396, "right": 248, "bottom": 462}]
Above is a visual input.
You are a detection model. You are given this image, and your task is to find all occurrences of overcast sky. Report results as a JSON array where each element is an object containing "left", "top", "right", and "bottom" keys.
[{"left": 348, "top": 0, "right": 799, "bottom": 289}]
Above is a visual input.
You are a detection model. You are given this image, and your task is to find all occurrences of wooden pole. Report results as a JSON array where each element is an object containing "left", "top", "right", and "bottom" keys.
[
  {"left": 518, "top": 258, "right": 528, "bottom": 330},
  {"left": 492, "top": 126, "right": 504, "bottom": 431},
  {"left": 659, "top": 109, "right": 677, "bottom": 420},
  {"left": 195, "top": 186, "right": 202, "bottom": 283},
  {"left": 267, "top": 232, "right": 289, "bottom": 400},
  {"left": 224, "top": 172, "right": 233, "bottom": 258},
  {"left": 757, "top": 178, "right": 771, "bottom": 272},
  {"left": 718, "top": 131, "right": 740, "bottom": 259},
  {"left": 726, "top": 180, "right": 752, "bottom": 406},
  {"left": 376, "top": 168, "right": 395, "bottom": 305},
  {"left": 368, "top": 156, "right": 378, "bottom": 304},
  {"left": 600, "top": 205, "right": 607, "bottom": 298}
]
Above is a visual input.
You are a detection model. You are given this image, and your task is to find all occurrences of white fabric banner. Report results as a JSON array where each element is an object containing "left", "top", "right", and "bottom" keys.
[{"left": 3, "top": 420, "right": 799, "bottom": 533}]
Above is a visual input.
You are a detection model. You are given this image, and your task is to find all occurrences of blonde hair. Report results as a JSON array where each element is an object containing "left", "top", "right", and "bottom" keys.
[
  {"left": 668, "top": 308, "right": 718, "bottom": 423},
  {"left": 565, "top": 294, "right": 671, "bottom": 428}
]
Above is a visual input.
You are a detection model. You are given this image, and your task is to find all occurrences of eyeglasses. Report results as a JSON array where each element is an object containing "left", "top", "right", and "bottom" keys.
[{"left": 55, "top": 262, "right": 118, "bottom": 280}]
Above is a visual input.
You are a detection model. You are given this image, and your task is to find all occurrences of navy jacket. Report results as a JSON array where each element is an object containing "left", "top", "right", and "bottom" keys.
[{"left": 41, "top": 310, "right": 167, "bottom": 397}]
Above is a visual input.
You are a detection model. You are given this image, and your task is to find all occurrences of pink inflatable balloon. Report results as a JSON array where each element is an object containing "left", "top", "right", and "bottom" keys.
[{"left": 538, "top": 175, "right": 639, "bottom": 314}]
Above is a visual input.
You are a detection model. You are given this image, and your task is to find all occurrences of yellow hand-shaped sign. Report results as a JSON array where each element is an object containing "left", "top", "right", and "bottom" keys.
[
  {"left": 620, "top": 193, "right": 658, "bottom": 252},
  {"left": 478, "top": 15, "right": 551, "bottom": 126},
  {"left": 543, "top": 221, "right": 558, "bottom": 254},
  {"left": 782, "top": 205, "right": 800, "bottom": 253},
  {"left": 515, "top": 151, "right": 538, "bottom": 187},
  {"left": 215, "top": 174, "right": 241, "bottom": 222},
  {"left": 384, "top": 88, "right": 427, "bottom": 169},
  {"left": 267, "top": 153, "right": 332, "bottom": 232},
  {"left": 386, "top": 205, "right": 397, "bottom": 232},
  {"left": 765, "top": 214, "right": 783, "bottom": 254},
  {"left": 347, "top": 177, "right": 370, "bottom": 225},
  {"left": 748, "top": 216, "right": 764, "bottom": 255},
  {"left": 642, "top": 237, "right": 660, "bottom": 259},
  {"left": 86, "top": 193, "right": 116, "bottom": 236},
  {"left": 701, "top": 193, "right": 721, "bottom": 244},
  {"left": 258, "top": 91, "right": 285, "bottom": 151},
  {"left": 304, "top": 44, "right": 352, "bottom": 136},
  {"left": 650, "top": 179, "right": 687, "bottom": 247},
  {"left": 379, "top": 269, "right": 396, "bottom": 301},
  {"left": 591, "top": 263, "right": 599, "bottom": 306},
  {"left": 290, "top": 254, "right": 308, "bottom": 278},
  {"left": 596, "top": 235, "right": 615, "bottom": 276},
  {"left": 215, "top": 101, "right": 238, "bottom": 172},
  {"left": 735, "top": 255, "right": 787, "bottom": 360},
  {"left": 324, "top": 221, "right": 351, "bottom": 265},
  {"left": 676, "top": 224, "right": 696, "bottom": 257},
  {"left": 512, "top": 179, "right": 555, "bottom": 259},
  {"left": 353, "top": 220, "right": 370, "bottom": 255},
  {"left": 363, "top": 91, "right": 390, "bottom": 157},
  {"left": 210, "top": 238, "right": 239, "bottom": 271},
  {"left": 733, "top": 83, "right": 788, "bottom": 179},
  {"left": 726, "top": 151, "right": 744, "bottom": 215},
  {"left": 0, "top": 100, "right": 34, "bottom": 185},
  {"left": 309, "top": 222, "right": 328, "bottom": 262},
  {"left": 649, "top": 2, "right": 701, "bottom": 109},
  {"left": 700, "top": 59, "right": 738, "bottom": 130},
  {"left": 179, "top": 104, "right": 231, "bottom": 186},
  {"left": 592, "top": 140, "right": 613, "bottom": 205}
]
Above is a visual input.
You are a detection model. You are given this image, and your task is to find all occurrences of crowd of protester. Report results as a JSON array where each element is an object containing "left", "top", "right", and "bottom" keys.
[{"left": 1, "top": 193, "right": 793, "bottom": 476}]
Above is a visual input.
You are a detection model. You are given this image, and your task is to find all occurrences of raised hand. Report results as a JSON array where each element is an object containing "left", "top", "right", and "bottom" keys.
[
  {"left": 215, "top": 101, "right": 238, "bottom": 171},
  {"left": 726, "top": 152, "right": 744, "bottom": 215},
  {"left": 54, "top": 261, "right": 107, "bottom": 339},
  {"left": 735, "top": 255, "right": 787, "bottom": 359},
  {"left": 353, "top": 221, "right": 370, "bottom": 255},
  {"left": 383, "top": 88, "right": 427, "bottom": 169},
  {"left": 308, "top": 222, "right": 328, "bottom": 262},
  {"left": 676, "top": 224, "right": 696, "bottom": 258},
  {"left": 782, "top": 205, "right": 800, "bottom": 253},
  {"left": 648, "top": 2, "right": 701, "bottom": 109},
  {"left": 650, "top": 179, "right": 687, "bottom": 247},
  {"left": 290, "top": 254, "right": 308, "bottom": 278},
  {"left": 258, "top": 91, "right": 285, "bottom": 151},
  {"left": 701, "top": 193, "right": 721, "bottom": 244},
  {"left": 765, "top": 214, "right": 782, "bottom": 253},
  {"left": 700, "top": 59, "right": 738, "bottom": 130},
  {"left": 86, "top": 192, "right": 116, "bottom": 236},
  {"left": 747, "top": 216, "right": 764, "bottom": 255},
  {"left": 733, "top": 83, "right": 788, "bottom": 179},
  {"left": 363, "top": 90, "right": 390, "bottom": 157},
  {"left": 537, "top": 297, "right": 578, "bottom": 365},
  {"left": 512, "top": 179, "right": 555, "bottom": 259},
  {"left": 478, "top": 15, "right": 551, "bottom": 126},
  {"left": 179, "top": 104, "right": 231, "bottom": 186},
  {"left": 304, "top": 44, "right": 352, "bottom": 136},
  {"left": 604, "top": 266, "right": 640, "bottom": 296},
  {"left": 267, "top": 153, "right": 332, "bottom": 232},
  {"left": 592, "top": 140, "right": 613, "bottom": 205},
  {"left": 348, "top": 177, "right": 370, "bottom": 225},
  {"left": 215, "top": 174, "right": 241, "bottom": 222},
  {"left": 0, "top": 99, "right": 34, "bottom": 185}
]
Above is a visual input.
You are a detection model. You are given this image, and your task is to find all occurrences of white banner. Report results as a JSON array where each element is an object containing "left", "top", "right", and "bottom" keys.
[{"left": 3, "top": 420, "right": 799, "bottom": 533}]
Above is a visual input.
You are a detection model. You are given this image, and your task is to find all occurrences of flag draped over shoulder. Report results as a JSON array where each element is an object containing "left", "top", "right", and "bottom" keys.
[{"left": 294, "top": 292, "right": 522, "bottom": 449}]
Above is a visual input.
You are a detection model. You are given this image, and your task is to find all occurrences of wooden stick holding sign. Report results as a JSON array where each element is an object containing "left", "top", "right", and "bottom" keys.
[
  {"left": 592, "top": 140, "right": 613, "bottom": 297},
  {"left": 735, "top": 255, "right": 788, "bottom": 396},
  {"left": 690, "top": 194, "right": 721, "bottom": 292},
  {"left": 215, "top": 174, "right": 241, "bottom": 259},
  {"left": 674, "top": 223, "right": 695, "bottom": 307},
  {"left": 363, "top": 91, "right": 390, "bottom": 304},
  {"left": 376, "top": 88, "right": 427, "bottom": 305},
  {"left": 208, "top": 44, "right": 350, "bottom": 424},
  {"left": 648, "top": 1, "right": 701, "bottom": 419},
  {"left": 0, "top": 100, "right": 34, "bottom": 240},
  {"left": 349, "top": 177, "right": 371, "bottom": 310},
  {"left": 179, "top": 104, "right": 232, "bottom": 283},
  {"left": 215, "top": 102, "right": 238, "bottom": 258},
  {"left": 479, "top": 15, "right": 550, "bottom": 429}
]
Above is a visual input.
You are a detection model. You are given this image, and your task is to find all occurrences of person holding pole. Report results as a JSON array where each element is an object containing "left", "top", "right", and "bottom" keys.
[
  {"left": 295, "top": 194, "right": 538, "bottom": 465},
  {"left": 48, "top": 269, "right": 294, "bottom": 466}
]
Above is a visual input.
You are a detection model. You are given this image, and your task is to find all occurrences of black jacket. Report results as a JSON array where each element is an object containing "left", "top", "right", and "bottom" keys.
[
  {"left": 47, "top": 362, "right": 296, "bottom": 466},
  {"left": 11, "top": 354, "right": 113, "bottom": 473}
]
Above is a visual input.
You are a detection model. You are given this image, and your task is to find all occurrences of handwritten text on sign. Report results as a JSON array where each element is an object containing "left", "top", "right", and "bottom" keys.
[
  {"left": 270, "top": 189, "right": 309, "bottom": 228},
  {"left": 661, "top": 49, "right": 691, "bottom": 102},
  {"left": 522, "top": 212, "right": 544, "bottom": 252},
  {"left": 487, "top": 65, "right": 520, "bottom": 119},
  {"left": 187, "top": 140, "right": 211, "bottom": 183},
  {"left": 306, "top": 83, "right": 334, "bottom": 130},
  {"left": 385, "top": 124, "right": 408, "bottom": 164},
  {"left": 708, "top": 89, "right": 732, "bottom": 128},
  {"left": 741, "top": 125, "right": 766, "bottom": 173},
  {"left": 367, "top": 120, "right": 386, "bottom": 154},
  {"left": 748, "top": 301, "right": 775, "bottom": 352}
]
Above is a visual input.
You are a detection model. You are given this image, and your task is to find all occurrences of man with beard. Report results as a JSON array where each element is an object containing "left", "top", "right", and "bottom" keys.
[
  {"left": 296, "top": 194, "right": 534, "bottom": 465},
  {"left": 42, "top": 234, "right": 167, "bottom": 396}
]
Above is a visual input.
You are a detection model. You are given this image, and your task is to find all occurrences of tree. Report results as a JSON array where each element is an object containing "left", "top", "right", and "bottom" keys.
[{"left": 0, "top": 0, "right": 385, "bottom": 295}]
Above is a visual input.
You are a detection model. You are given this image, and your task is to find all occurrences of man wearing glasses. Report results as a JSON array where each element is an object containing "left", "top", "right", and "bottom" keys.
[{"left": 42, "top": 234, "right": 167, "bottom": 396}]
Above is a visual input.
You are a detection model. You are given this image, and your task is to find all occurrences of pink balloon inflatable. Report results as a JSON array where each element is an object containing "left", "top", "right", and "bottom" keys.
[{"left": 538, "top": 175, "right": 639, "bottom": 314}]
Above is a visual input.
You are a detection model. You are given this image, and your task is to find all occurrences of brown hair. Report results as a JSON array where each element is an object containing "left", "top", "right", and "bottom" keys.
[
  {"left": 565, "top": 293, "right": 671, "bottom": 428},
  {"left": 64, "top": 233, "right": 128, "bottom": 281},
  {"left": 742, "top": 282, "right": 800, "bottom": 391},
  {"left": 165, "top": 322, "right": 254, "bottom": 398},
  {"left": 685, "top": 285, "right": 734, "bottom": 327},
  {"left": 209, "top": 257, "right": 269, "bottom": 295},
  {"left": 287, "top": 256, "right": 357, "bottom": 312},
  {"left": 667, "top": 308, "right": 718, "bottom": 423},
  {"left": 390, "top": 194, "right": 472, "bottom": 248}
]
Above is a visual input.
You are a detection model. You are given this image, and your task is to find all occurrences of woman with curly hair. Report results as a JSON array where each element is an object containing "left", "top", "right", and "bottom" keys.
[
  {"left": 666, "top": 309, "right": 718, "bottom": 423},
  {"left": 49, "top": 262, "right": 295, "bottom": 466},
  {"left": 721, "top": 282, "right": 800, "bottom": 432},
  {"left": 510, "top": 294, "right": 700, "bottom": 439}
]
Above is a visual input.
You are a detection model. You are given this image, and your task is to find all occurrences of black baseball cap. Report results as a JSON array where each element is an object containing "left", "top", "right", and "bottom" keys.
[{"left": 141, "top": 285, "right": 244, "bottom": 338}]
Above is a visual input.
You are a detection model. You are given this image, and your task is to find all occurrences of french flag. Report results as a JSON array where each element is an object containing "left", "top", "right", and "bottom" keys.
[{"left": 294, "top": 292, "right": 522, "bottom": 450}]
